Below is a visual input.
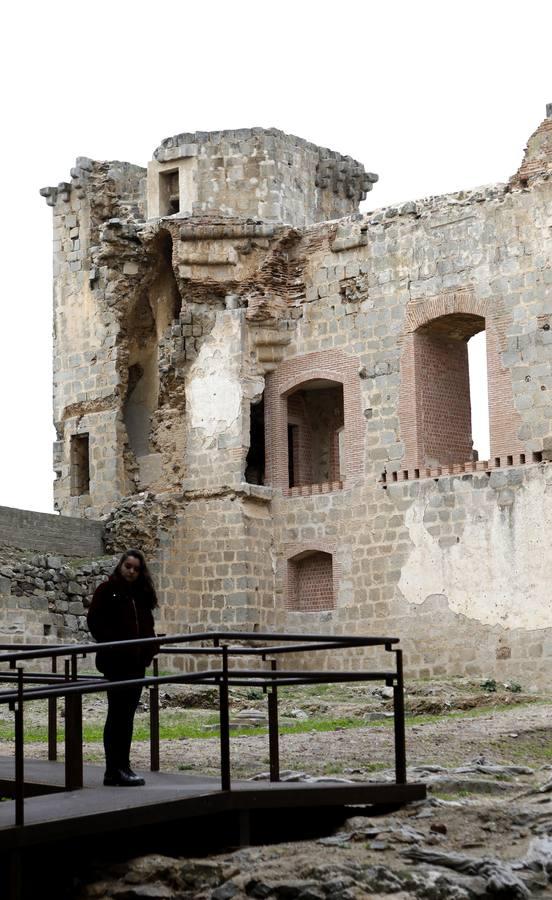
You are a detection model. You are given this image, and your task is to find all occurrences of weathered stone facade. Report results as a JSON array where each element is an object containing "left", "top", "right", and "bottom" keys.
[{"left": 36, "top": 111, "right": 552, "bottom": 686}]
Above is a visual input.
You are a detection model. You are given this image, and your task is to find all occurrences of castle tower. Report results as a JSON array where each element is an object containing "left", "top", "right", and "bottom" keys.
[
  {"left": 40, "top": 129, "right": 377, "bottom": 519},
  {"left": 39, "top": 109, "right": 552, "bottom": 686}
]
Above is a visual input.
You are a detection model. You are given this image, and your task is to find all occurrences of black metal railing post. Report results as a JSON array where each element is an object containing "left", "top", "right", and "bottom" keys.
[
  {"left": 392, "top": 649, "right": 407, "bottom": 784},
  {"left": 15, "top": 667, "right": 24, "bottom": 827},
  {"left": 267, "top": 658, "right": 280, "bottom": 782},
  {"left": 48, "top": 655, "right": 57, "bottom": 761},
  {"left": 219, "top": 644, "right": 231, "bottom": 791},
  {"left": 64, "top": 655, "right": 83, "bottom": 790},
  {"left": 150, "top": 658, "right": 160, "bottom": 772}
]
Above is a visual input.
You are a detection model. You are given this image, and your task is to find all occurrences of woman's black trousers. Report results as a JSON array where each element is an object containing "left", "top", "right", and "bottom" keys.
[{"left": 103, "top": 671, "right": 144, "bottom": 774}]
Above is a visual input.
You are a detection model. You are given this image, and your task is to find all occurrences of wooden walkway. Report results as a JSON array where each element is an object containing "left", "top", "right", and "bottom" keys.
[{"left": 0, "top": 756, "right": 425, "bottom": 851}]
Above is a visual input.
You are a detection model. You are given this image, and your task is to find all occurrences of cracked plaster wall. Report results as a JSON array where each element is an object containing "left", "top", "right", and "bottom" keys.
[
  {"left": 186, "top": 313, "right": 243, "bottom": 436},
  {"left": 398, "top": 468, "right": 552, "bottom": 631}
]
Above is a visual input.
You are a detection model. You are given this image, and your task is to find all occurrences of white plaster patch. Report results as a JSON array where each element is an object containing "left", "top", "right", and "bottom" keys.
[
  {"left": 398, "top": 475, "right": 552, "bottom": 630},
  {"left": 186, "top": 312, "right": 242, "bottom": 434}
]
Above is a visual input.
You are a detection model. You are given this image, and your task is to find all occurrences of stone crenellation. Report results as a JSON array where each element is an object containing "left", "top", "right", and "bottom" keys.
[{"left": 13, "top": 102, "right": 552, "bottom": 685}]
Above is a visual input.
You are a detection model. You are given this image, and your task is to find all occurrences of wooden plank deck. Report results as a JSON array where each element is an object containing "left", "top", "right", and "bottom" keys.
[{"left": 0, "top": 757, "right": 425, "bottom": 850}]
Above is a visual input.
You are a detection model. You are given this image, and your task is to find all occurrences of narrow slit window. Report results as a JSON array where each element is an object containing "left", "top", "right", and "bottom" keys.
[
  {"left": 159, "top": 169, "right": 180, "bottom": 216},
  {"left": 245, "top": 397, "right": 265, "bottom": 485},
  {"left": 70, "top": 434, "right": 90, "bottom": 496}
]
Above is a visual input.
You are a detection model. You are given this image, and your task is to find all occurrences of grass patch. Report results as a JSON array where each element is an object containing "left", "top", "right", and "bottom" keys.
[
  {"left": 0, "top": 712, "right": 221, "bottom": 744},
  {"left": 0, "top": 699, "right": 545, "bottom": 745},
  {"left": 364, "top": 761, "right": 388, "bottom": 772}
]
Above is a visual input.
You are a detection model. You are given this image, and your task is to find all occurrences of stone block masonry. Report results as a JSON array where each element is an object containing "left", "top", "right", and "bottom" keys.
[
  {"left": 148, "top": 128, "right": 378, "bottom": 226},
  {"left": 36, "top": 107, "right": 552, "bottom": 686}
]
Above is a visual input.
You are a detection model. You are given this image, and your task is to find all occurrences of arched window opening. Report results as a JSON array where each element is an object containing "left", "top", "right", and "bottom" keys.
[
  {"left": 413, "top": 313, "right": 486, "bottom": 468},
  {"left": 245, "top": 396, "right": 265, "bottom": 485},
  {"left": 467, "top": 330, "right": 490, "bottom": 461},
  {"left": 286, "top": 380, "right": 344, "bottom": 488},
  {"left": 287, "top": 550, "right": 334, "bottom": 612}
]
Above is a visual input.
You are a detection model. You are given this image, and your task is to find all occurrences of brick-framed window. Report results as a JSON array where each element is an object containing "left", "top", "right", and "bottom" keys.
[
  {"left": 399, "top": 291, "right": 523, "bottom": 471},
  {"left": 286, "top": 550, "right": 335, "bottom": 612},
  {"left": 286, "top": 381, "right": 343, "bottom": 488},
  {"left": 264, "top": 349, "right": 363, "bottom": 494}
]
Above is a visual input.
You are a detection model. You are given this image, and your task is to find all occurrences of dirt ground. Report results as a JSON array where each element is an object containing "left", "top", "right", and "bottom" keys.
[{"left": 2, "top": 681, "right": 552, "bottom": 898}]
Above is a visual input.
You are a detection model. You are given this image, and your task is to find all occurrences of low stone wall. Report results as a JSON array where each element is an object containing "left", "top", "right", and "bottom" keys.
[
  {"left": 0, "top": 548, "right": 116, "bottom": 644},
  {"left": 0, "top": 506, "right": 104, "bottom": 556}
]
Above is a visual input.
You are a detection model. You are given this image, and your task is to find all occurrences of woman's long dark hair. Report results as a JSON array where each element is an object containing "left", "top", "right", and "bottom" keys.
[{"left": 113, "top": 549, "right": 159, "bottom": 609}]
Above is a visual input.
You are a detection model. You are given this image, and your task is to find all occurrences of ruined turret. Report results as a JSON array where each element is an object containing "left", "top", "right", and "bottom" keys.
[{"left": 147, "top": 127, "right": 378, "bottom": 226}]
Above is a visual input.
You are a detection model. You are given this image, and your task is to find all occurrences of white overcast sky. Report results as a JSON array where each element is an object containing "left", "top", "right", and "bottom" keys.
[{"left": 0, "top": 0, "right": 550, "bottom": 514}]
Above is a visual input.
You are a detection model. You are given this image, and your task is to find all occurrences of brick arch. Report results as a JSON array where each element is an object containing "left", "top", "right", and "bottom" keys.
[
  {"left": 284, "top": 541, "right": 336, "bottom": 561},
  {"left": 399, "top": 291, "right": 523, "bottom": 470},
  {"left": 280, "top": 370, "right": 345, "bottom": 397},
  {"left": 264, "top": 349, "right": 363, "bottom": 492},
  {"left": 404, "top": 289, "right": 488, "bottom": 334}
]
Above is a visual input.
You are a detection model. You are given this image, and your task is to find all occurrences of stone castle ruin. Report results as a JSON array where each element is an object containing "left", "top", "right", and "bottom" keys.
[{"left": 2, "top": 106, "right": 551, "bottom": 684}]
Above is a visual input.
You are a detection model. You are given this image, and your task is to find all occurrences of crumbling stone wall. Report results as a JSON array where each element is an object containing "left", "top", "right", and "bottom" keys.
[
  {"left": 0, "top": 548, "right": 115, "bottom": 644},
  {"left": 36, "top": 109, "right": 552, "bottom": 686}
]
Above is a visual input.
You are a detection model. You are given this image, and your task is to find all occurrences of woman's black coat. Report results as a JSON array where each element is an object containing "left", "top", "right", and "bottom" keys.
[{"left": 87, "top": 575, "right": 157, "bottom": 678}]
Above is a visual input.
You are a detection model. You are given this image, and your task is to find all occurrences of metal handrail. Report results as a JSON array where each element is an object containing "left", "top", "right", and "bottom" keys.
[
  {"left": 0, "top": 631, "right": 407, "bottom": 827},
  {"left": 0, "top": 631, "right": 399, "bottom": 663}
]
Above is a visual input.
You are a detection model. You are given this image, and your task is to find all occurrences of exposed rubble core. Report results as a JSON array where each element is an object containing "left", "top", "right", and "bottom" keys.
[{"left": 36, "top": 110, "right": 552, "bottom": 683}]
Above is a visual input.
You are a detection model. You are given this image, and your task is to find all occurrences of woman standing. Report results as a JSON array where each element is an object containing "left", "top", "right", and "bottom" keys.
[{"left": 87, "top": 549, "right": 158, "bottom": 786}]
